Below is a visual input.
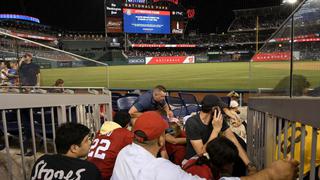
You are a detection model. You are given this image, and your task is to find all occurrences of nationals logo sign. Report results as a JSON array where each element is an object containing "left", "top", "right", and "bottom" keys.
[{"left": 187, "top": 9, "right": 195, "bottom": 19}]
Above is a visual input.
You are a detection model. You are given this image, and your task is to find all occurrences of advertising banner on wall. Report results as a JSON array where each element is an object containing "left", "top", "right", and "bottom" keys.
[
  {"left": 128, "top": 57, "right": 145, "bottom": 64},
  {"left": 252, "top": 52, "right": 290, "bottom": 61},
  {"left": 195, "top": 56, "right": 208, "bottom": 63},
  {"left": 171, "top": 21, "right": 184, "bottom": 34},
  {"left": 145, "top": 56, "right": 195, "bottom": 64},
  {"left": 106, "top": 17, "right": 123, "bottom": 33}
]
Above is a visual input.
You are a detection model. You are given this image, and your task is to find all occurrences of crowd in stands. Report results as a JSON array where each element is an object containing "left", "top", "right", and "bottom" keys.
[
  {"left": 229, "top": 15, "right": 286, "bottom": 32},
  {"left": 0, "top": 37, "right": 79, "bottom": 62},
  {"left": 24, "top": 85, "right": 301, "bottom": 180},
  {"left": 61, "top": 33, "right": 104, "bottom": 41},
  {"left": 129, "top": 34, "right": 190, "bottom": 44},
  {"left": 0, "top": 60, "right": 18, "bottom": 86},
  {"left": 0, "top": 21, "right": 105, "bottom": 43},
  {"left": 228, "top": 6, "right": 291, "bottom": 32},
  {"left": 0, "top": 53, "right": 39, "bottom": 89},
  {"left": 128, "top": 32, "right": 273, "bottom": 48},
  {"left": 0, "top": 20, "right": 57, "bottom": 36},
  {"left": 126, "top": 49, "right": 207, "bottom": 57},
  {"left": 126, "top": 50, "right": 186, "bottom": 57}
]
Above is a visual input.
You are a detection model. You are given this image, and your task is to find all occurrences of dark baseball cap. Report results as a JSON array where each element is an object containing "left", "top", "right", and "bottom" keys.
[{"left": 201, "top": 95, "right": 228, "bottom": 109}]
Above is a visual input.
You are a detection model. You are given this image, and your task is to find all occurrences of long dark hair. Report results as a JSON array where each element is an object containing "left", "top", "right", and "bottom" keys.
[
  {"left": 207, "top": 137, "right": 239, "bottom": 179},
  {"left": 189, "top": 137, "right": 239, "bottom": 180}
]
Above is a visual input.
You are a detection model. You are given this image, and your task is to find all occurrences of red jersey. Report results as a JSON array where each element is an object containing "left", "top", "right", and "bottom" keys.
[
  {"left": 182, "top": 158, "right": 213, "bottom": 180},
  {"left": 165, "top": 131, "right": 187, "bottom": 165},
  {"left": 87, "top": 128, "right": 133, "bottom": 180}
]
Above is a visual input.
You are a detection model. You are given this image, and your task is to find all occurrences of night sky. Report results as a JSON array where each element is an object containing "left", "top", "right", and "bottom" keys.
[{"left": 0, "top": 0, "right": 287, "bottom": 33}]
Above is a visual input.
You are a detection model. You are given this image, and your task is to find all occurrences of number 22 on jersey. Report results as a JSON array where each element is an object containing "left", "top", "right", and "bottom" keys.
[{"left": 88, "top": 138, "right": 111, "bottom": 159}]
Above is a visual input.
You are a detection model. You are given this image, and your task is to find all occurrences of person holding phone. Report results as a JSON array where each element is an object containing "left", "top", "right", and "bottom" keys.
[{"left": 184, "top": 95, "right": 256, "bottom": 175}]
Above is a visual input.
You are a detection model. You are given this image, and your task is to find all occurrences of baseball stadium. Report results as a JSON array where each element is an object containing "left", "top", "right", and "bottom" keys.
[{"left": 0, "top": 0, "right": 319, "bottom": 179}]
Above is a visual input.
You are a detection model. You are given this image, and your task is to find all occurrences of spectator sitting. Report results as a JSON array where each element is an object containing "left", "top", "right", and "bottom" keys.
[
  {"left": 0, "top": 61, "right": 5, "bottom": 71},
  {"left": 87, "top": 111, "right": 133, "bottom": 180},
  {"left": 183, "top": 136, "right": 299, "bottom": 180},
  {"left": 229, "top": 100, "right": 240, "bottom": 114},
  {"left": 0, "top": 61, "right": 10, "bottom": 86},
  {"left": 183, "top": 136, "right": 238, "bottom": 180},
  {"left": 165, "top": 122, "right": 187, "bottom": 166},
  {"left": 30, "top": 123, "right": 102, "bottom": 180},
  {"left": 8, "top": 61, "right": 19, "bottom": 86},
  {"left": 227, "top": 91, "right": 240, "bottom": 102},
  {"left": 184, "top": 95, "right": 253, "bottom": 176},
  {"left": 50, "top": 79, "right": 64, "bottom": 93},
  {"left": 111, "top": 111, "right": 202, "bottom": 180}
]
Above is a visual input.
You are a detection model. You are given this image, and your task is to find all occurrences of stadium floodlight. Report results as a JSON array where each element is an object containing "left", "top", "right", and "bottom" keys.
[{"left": 283, "top": 0, "right": 298, "bottom": 4}]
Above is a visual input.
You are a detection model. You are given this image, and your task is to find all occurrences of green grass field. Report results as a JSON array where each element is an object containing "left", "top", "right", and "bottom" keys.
[{"left": 40, "top": 61, "right": 320, "bottom": 91}]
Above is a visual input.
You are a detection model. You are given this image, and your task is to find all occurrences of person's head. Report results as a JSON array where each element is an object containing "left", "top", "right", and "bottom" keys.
[
  {"left": 152, "top": 85, "right": 167, "bottom": 103},
  {"left": 229, "top": 100, "right": 240, "bottom": 114},
  {"left": 168, "top": 122, "right": 181, "bottom": 137},
  {"left": 9, "top": 61, "right": 18, "bottom": 69},
  {"left": 55, "top": 123, "right": 92, "bottom": 158},
  {"left": 201, "top": 95, "right": 228, "bottom": 113},
  {"left": 54, "top": 79, "right": 64, "bottom": 87},
  {"left": 133, "top": 111, "right": 168, "bottom": 150},
  {"left": 227, "top": 91, "right": 240, "bottom": 100},
  {"left": 113, "top": 111, "right": 131, "bottom": 128},
  {"left": 0, "top": 61, "right": 5, "bottom": 69},
  {"left": 3, "top": 61, "right": 10, "bottom": 69},
  {"left": 206, "top": 137, "right": 239, "bottom": 178},
  {"left": 22, "top": 53, "right": 33, "bottom": 63}
]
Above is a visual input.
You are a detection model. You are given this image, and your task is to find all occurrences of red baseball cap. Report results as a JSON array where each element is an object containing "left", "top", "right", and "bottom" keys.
[{"left": 133, "top": 111, "right": 169, "bottom": 142}]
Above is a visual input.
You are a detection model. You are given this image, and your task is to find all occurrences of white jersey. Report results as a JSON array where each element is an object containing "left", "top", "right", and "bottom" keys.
[{"left": 111, "top": 143, "right": 204, "bottom": 180}]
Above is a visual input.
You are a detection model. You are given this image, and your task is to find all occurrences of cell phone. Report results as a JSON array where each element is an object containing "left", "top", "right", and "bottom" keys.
[{"left": 211, "top": 106, "right": 221, "bottom": 115}]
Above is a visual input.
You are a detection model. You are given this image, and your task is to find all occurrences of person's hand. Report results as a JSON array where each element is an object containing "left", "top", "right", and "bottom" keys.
[
  {"left": 229, "top": 109, "right": 241, "bottom": 121},
  {"left": 246, "top": 162, "right": 258, "bottom": 175},
  {"left": 267, "top": 158, "right": 299, "bottom": 180},
  {"left": 212, "top": 108, "right": 223, "bottom": 133},
  {"left": 230, "top": 117, "right": 242, "bottom": 127},
  {"left": 167, "top": 110, "right": 174, "bottom": 118}
]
